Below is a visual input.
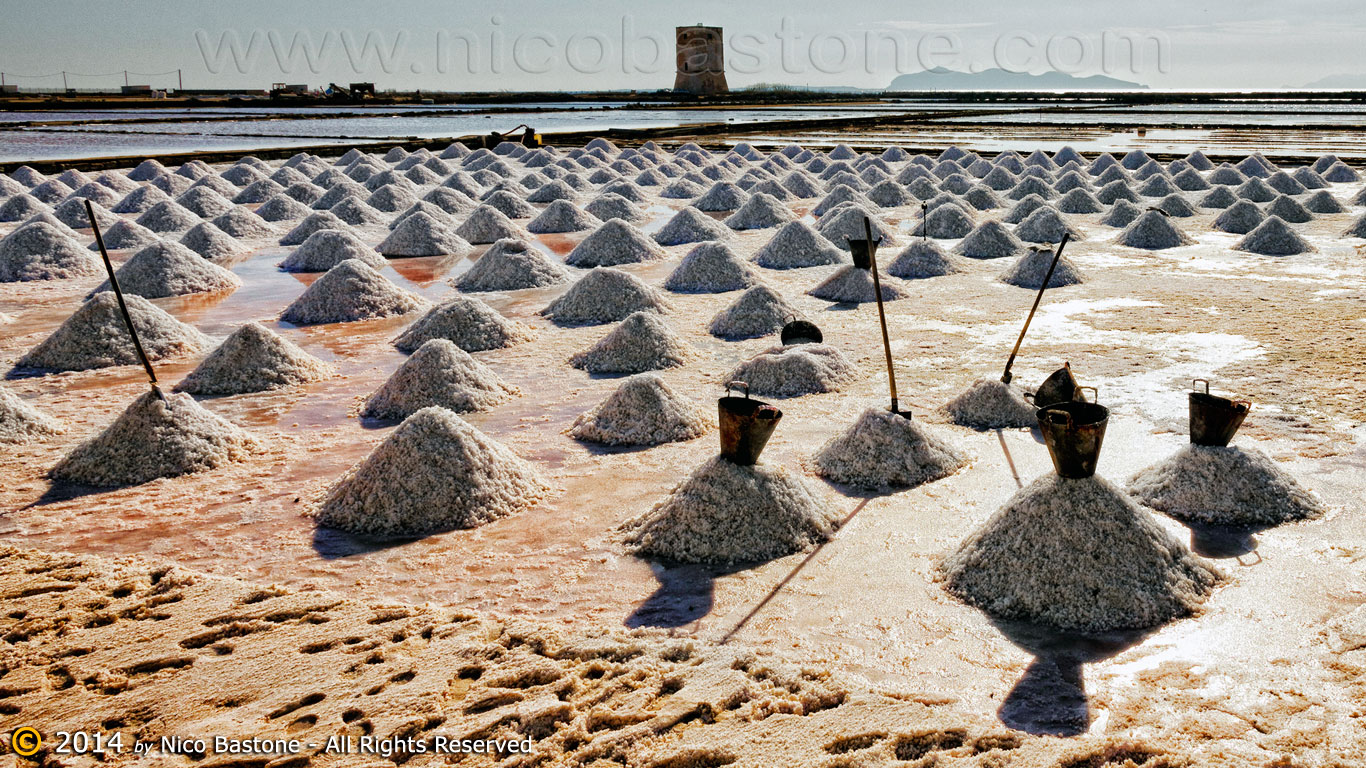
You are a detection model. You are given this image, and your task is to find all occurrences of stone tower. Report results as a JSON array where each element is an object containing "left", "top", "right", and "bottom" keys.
[{"left": 674, "top": 25, "right": 728, "bottom": 95}]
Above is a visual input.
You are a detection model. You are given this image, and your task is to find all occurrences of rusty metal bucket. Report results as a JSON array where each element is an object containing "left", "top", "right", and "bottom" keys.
[
  {"left": 846, "top": 234, "right": 881, "bottom": 270},
  {"left": 780, "top": 315, "right": 823, "bottom": 346},
  {"left": 1037, "top": 386, "right": 1108, "bottom": 479},
  {"left": 718, "top": 381, "right": 782, "bottom": 465},
  {"left": 1031, "top": 362, "right": 1081, "bottom": 409},
  {"left": 1189, "top": 379, "right": 1250, "bottom": 447}
]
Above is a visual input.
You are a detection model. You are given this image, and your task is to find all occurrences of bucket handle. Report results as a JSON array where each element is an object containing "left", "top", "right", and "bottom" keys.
[
  {"left": 1078, "top": 386, "right": 1098, "bottom": 404},
  {"left": 725, "top": 380, "right": 750, "bottom": 399},
  {"left": 1193, "top": 378, "right": 1210, "bottom": 394}
]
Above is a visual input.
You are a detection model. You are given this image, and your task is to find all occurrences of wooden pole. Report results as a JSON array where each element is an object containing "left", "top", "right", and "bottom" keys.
[
  {"left": 863, "top": 216, "right": 900, "bottom": 415},
  {"left": 1001, "top": 233, "right": 1071, "bottom": 385},
  {"left": 86, "top": 200, "right": 163, "bottom": 399}
]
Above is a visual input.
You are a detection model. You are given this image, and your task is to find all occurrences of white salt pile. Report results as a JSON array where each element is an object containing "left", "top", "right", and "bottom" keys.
[
  {"left": 455, "top": 205, "right": 525, "bottom": 245},
  {"left": 454, "top": 238, "right": 572, "bottom": 292},
  {"left": 570, "top": 311, "right": 690, "bottom": 374},
  {"left": 1265, "top": 195, "right": 1314, "bottom": 224},
  {"left": 569, "top": 373, "right": 710, "bottom": 446},
  {"left": 653, "top": 206, "right": 732, "bottom": 246},
  {"left": 818, "top": 204, "right": 900, "bottom": 249},
  {"left": 1055, "top": 188, "right": 1104, "bottom": 214},
  {"left": 179, "top": 222, "right": 245, "bottom": 263},
  {"left": 394, "top": 295, "right": 533, "bottom": 353},
  {"left": 1100, "top": 199, "right": 1143, "bottom": 228},
  {"left": 621, "top": 455, "right": 838, "bottom": 564},
  {"left": 1235, "top": 216, "right": 1313, "bottom": 256},
  {"left": 1304, "top": 190, "right": 1345, "bottom": 214},
  {"left": 377, "top": 211, "right": 473, "bottom": 257},
  {"left": 887, "top": 240, "right": 969, "bottom": 279},
  {"left": 943, "top": 377, "right": 1038, "bottom": 429},
  {"left": 0, "top": 194, "right": 52, "bottom": 222},
  {"left": 752, "top": 221, "right": 846, "bottom": 269},
  {"left": 955, "top": 220, "right": 1025, "bottom": 259},
  {"left": 279, "top": 229, "right": 385, "bottom": 272},
  {"left": 1014, "top": 206, "right": 1079, "bottom": 244},
  {"left": 566, "top": 219, "right": 665, "bottom": 267},
  {"left": 911, "top": 205, "right": 975, "bottom": 239},
  {"left": 584, "top": 193, "right": 647, "bottom": 224},
  {"left": 727, "top": 344, "right": 857, "bottom": 398},
  {"left": 708, "top": 285, "right": 796, "bottom": 339},
  {"left": 1000, "top": 247, "right": 1084, "bottom": 289},
  {"left": 314, "top": 406, "right": 547, "bottom": 536},
  {"left": 481, "top": 190, "right": 537, "bottom": 219},
  {"left": 1128, "top": 444, "right": 1327, "bottom": 526},
  {"left": 361, "top": 339, "right": 517, "bottom": 419},
  {"left": 813, "top": 407, "right": 971, "bottom": 491},
  {"left": 0, "top": 385, "right": 63, "bottom": 444},
  {"left": 0, "top": 221, "right": 100, "bottom": 282},
  {"left": 50, "top": 391, "right": 258, "bottom": 487},
  {"left": 939, "top": 473, "right": 1222, "bottom": 632},
  {"left": 94, "top": 241, "right": 241, "bottom": 299},
  {"left": 808, "top": 265, "right": 907, "bottom": 303},
  {"left": 279, "top": 211, "right": 351, "bottom": 245},
  {"left": 663, "top": 242, "right": 758, "bottom": 293},
  {"left": 527, "top": 200, "right": 601, "bottom": 234},
  {"left": 1116, "top": 210, "right": 1194, "bottom": 250},
  {"left": 279, "top": 259, "right": 429, "bottom": 325},
  {"left": 212, "top": 208, "right": 275, "bottom": 239},
  {"left": 540, "top": 267, "right": 669, "bottom": 325},
  {"left": 724, "top": 193, "right": 794, "bottom": 230},
  {"left": 175, "top": 322, "right": 332, "bottom": 395},
  {"left": 693, "top": 182, "right": 749, "bottom": 211},
  {"left": 52, "top": 197, "right": 117, "bottom": 230},
  {"left": 1213, "top": 201, "right": 1266, "bottom": 235},
  {"left": 136, "top": 200, "right": 201, "bottom": 233},
  {"left": 18, "top": 292, "right": 209, "bottom": 372}
]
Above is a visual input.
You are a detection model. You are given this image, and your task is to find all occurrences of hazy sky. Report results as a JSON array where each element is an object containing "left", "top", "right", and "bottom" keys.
[{"left": 2, "top": 1, "right": 1364, "bottom": 91}]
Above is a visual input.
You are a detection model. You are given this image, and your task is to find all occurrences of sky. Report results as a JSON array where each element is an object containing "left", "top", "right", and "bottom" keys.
[{"left": 2, "top": 1, "right": 1365, "bottom": 92}]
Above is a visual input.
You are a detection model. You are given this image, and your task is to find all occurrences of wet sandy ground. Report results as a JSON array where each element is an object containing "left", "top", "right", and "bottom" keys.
[{"left": 2, "top": 159, "right": 1365, "bottom": 762}]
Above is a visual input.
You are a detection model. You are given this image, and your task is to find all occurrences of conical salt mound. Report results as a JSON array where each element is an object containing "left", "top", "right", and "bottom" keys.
[
  {"left": 910, "top": 204, "right": 975, "bottom": 239},
  {"left": 663, "top": 242, "right": 758, "bottom": 293},
  {"left": 943, "top": 377, "right": 1037, "bottom": 429},
  {"left": 570, "top": 311, "right": 690, "bottom": 374},
  {"left": 569, "top": 373, "right": 710, "bottom": 446},
  {"left": 808, "top": 265, "right": 905, "bottom": 303},
  {"left": 280, "top": 229, "right": 385, "bottom": 272},
  {"left": 50, "top": 391, "right": 258, "bottom": 487},
  {"left": 90, "top": 219, "right": 159, "bottom": 252},
  {"left": 1014, "top": 206, "right": 1079, "bottom": 244},
  {"left": 724, "top": 193, "right": 794, "bottom": 230},
  {"left": 361, "top": 339, "right": 517, "bottom": 419},
  {"left": 753, "top": 220, "right": 846, "bottom": 269},
  {"left": 280, "top": 259, "right": 429, "bottom": 325},
  {"left": 1211, "top": 201, "right": 1265, "bottom": 235},
  {"left": 727, "top": 344, "right": 856, "bottom": 398},
  {"left": 279, "top": 211, "right": 351, "bottom": 245},
  {"left": 813, "top": 407, "right": 970, "bottom": 491},
  {"left": 455, "top": 205, "right": 526, "bottom": 245},
  {"left": 0, "top": 221, "right": 100, "bottom": 282},
  {"left": 693, "top": 182, "right": 748, "bottom": 211},
  {"left": 1116, "top": 210, "right": 1194, "bottom": 250},
  {"left": 818, "top": 204, "right": 900, "bottom": 249},
  {"left": 0, "top": 385, "right": 64, "bottom": 444},
  {"left": 212, "top": 208, "right": 275, "bottom": 239},
  {"left": 567, "top": 219, "right": 666, "bottom": 267},
  {"left": 1000, "top": 247, "right": 1084, "bottom": 289},
  {"left": 179, "top": 222, "right": 245, "bottom": 263},
  {"left": 175, "top": 322, "right": 332, "bottom": 395},
  {"left": 1128, "top": 444, "right": 1327, "bottom": 526},
  {"left": 584, "top": 193, "right": 647, "bottom": 224},
  {"left": 708, "top": 285, "right": 796, "bottom": 340},
  {"left": 939, "top": 473, "right": 1222, "bottom": 632},
  {"left": 955, "top": 220, "right": 1024, "bottom": 259},
  {"left": 136, "top": 200, "right": 201, "bottom": 233},
  {"left": 1099, "top": 199, "right": 1142, "bottom": 228},
  {"left": 527, "top": 199, "right": 600, "bottom": 234},
  {"left": 1265, "top": 195, "right": 1313, "bottom": 224},
  {"left": 539, "top": 267, "right": 669, "bottom": 325},
  {"left": 94, "top": 241, "right": 241, "bottom": 299},
  {"left": 1344, "top": 213, "right": 1366, "bottom": 239},
  {"left": 621, "top": 455, "right": 838, "bottom": 564},
  {"left": 454, "top": 238, "right": 572, "bottom": 292},
  {"left": 1235, "top": 216, "right": 1313, "bottom": 256},
  {"left": 18, "top": 292, "right": 210, "bottom": 372},
  {"left": 887, "top": 240, "right": 968, "bottom": 279},
  {"left": 314, "top": 406, "right": 547, "bottom": 536},
  {"left": 377, "top": 211, "right": 473, "bottom": 257},
  {"left": 653, "top": 206, "right": 731, "bottom": 246},
  {"left": 394, "top": 295, "right": 532, "bottom": 353}
]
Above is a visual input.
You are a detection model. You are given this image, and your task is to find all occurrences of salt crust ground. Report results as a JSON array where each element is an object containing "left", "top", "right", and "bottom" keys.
[
  {"left": 940, "top": 473, "right": 1223, "bottom": 633},
  {"left": 569, "top": 311, "right": 691, "bottom": 375},
  {"left": 1127, "top": 443, "right": 1328, "bottom": 526},
  {"left": 568, "top": 373, "right": 711, "bottom": 446},
  {"left": 813, "top": 407, "right": 972, "bottom": 491},
  {"left": 49, "top": 390, "right": 260, "bottom": 487},
  {"left": 314, "top": 406, "right": 547, "bottom": 536},
  {"left": 17, "top": 291, "right": 211, "bottom": 372},
  {"left": 394, "top": 295, "right": 535, "bottom": 353},
  {"left": 361, "top": 338, "right": 519, "bottom": 419},
  {"left": 727, "top": 343, "right": 857, "bottom": 398},
  {"left": 175, "top": 321, "right": 333, "bottom": 395},
  {"left": 622, "top": 455, "right": 840, "bottom": 564},
  {"left": 279, "top": 259, "right": 429, "bottom": 325},
  {"left": 943, "top": 377, "right": 1039, "bottom": 429},
  {"left": 0, "top": 384, "right": 64, "bottom": 443}
]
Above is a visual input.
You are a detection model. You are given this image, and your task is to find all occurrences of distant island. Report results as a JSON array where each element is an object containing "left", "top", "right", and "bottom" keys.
[
  {"left": 888, "top": 68, "right": 1146, "bottom": 91},
  {"left": 1299, "top": 74, "right": 1366, "bottom": 89}
]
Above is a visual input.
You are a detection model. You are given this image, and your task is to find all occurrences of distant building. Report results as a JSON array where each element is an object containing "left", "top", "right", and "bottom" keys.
[{"left": 674, "top": 25, "right": 728, "bottom": 95}]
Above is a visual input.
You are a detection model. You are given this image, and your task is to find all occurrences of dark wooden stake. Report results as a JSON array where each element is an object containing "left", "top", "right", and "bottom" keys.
[
  {"left": 863, "top": 216, "right": 900, "bottom": 415},
  {"left": 1001, "top": 233, "right": 1071, "bottom": 385},
  {"left": 85, "top": 200, "right": 163, "bottom": 399}
]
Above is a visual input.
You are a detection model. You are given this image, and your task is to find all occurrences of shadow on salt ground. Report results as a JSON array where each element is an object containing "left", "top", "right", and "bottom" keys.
[
  {"left": 1184, "top": 520, "right": 1268, "bottom": 562},
  {"left": 990, "top": 618, "right": 1153, "bottom": 737},
  {"left": 625, "top": 561, "right": 748, "bottom": 631},
  {"left": 24, "top": 480, "right": 121, "bottom": 509},
  {"left": 310, "top": 525, "right": 421, "bottom": 560}
]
